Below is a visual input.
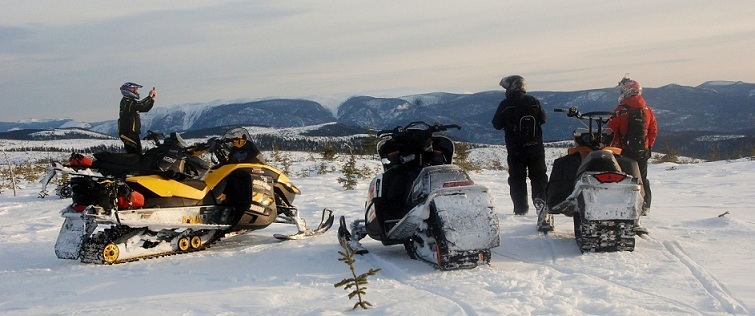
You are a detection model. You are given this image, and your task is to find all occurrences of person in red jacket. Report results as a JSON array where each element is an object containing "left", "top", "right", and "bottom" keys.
[{"left": 608, "top": 76, "right": 658, "bottom": 219}]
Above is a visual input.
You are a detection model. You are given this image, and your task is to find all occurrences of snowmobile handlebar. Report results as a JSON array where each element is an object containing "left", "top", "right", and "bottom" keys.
[
  {"left": 188, "top": 137, "right": 220, "bottom": 154},
  {"left": 143, "top": 130, "right": 164, "bottom": 145},
  {"left": 376, "top": 121, "right": 461, "bottom": 138},
  {"left": 556, "top": 107, "right": 616, "bottom": 150},
  {"left": 555, "top": 107, "right": 614, "bottom": 121}
]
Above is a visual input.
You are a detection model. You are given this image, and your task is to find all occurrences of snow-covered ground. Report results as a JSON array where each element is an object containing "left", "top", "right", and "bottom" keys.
[{"left": 0, "top": 143, "right": 753, "bottom": 315}]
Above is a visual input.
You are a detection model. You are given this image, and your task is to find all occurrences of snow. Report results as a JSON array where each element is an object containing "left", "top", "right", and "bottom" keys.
[
  {"left": 1, "top": 144, "right": 753, "bottom": 315},
  {"left": 695, "top": 135, "right": 746, "bottom": 142}
]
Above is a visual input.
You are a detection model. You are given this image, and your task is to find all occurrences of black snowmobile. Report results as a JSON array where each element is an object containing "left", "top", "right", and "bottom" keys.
[
  {"left": 53, "top": 131, "right": 333, "bottom": 264},
  {"left": 338, "top": 121, "right": 500, "bottom": 270},
  {"left": 39, "top": 131, "right": 211, "bottom": 198},
  {"left": 537, "top": 107, "right": 645, "bottom": 252}
]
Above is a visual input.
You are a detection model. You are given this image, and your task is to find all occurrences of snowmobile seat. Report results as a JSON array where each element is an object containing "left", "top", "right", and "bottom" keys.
[
  {"left": 576, "top": 150, "right": 622, "bottom": 176},
  {"left": 546, "top": 152, "right": 581, "bottom": 210},
  {"left": 93, "top": 152, "right": 141, "bottom": 166}
]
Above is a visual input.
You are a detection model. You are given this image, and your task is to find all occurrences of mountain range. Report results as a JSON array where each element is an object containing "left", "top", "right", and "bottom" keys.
[{"left": 2, "top": 81, "right": 753, "bottom": 159}]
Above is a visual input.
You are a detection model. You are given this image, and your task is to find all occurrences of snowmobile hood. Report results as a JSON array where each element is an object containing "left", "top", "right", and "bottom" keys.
[{"left": 204, "top": 163, "right": 300, "bottom": 195}]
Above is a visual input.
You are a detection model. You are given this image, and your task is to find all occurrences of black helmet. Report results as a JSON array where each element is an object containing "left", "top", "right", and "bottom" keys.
[
  {"left": 499, "top": 75, "right": 527, "bottom": 93},
  {"left": 120, "top": 82, "right": 142, "bottom": 98}
]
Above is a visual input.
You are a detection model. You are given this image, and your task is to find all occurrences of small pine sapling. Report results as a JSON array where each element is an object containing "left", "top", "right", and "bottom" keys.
[
  {"left": 334, "top": 241, "right": 381, "bottom": 310},
  {"left": 337, "top": 152, "right": 359, "bottom": 190}
]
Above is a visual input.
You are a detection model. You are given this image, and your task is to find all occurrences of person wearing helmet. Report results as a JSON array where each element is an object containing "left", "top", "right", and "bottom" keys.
[
  {"left": 218, "top": 127, "right": 265, "bottom": 225},
  {"left": 118, "top": 82, "right": 156, "bottom": 154},
  {"left": 608, "top": 76, "right": 658, "bottom": 231},
  {"left": 219, "top": 127, "right": 265, "bottom": 164},
  {"left": 491, "top": 75, "right": 548, "bottom": 215}
]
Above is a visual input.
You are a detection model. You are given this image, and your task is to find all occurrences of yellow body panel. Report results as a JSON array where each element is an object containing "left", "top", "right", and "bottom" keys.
[
  {"left": 203, "top": 163, "right": 300, "bottom": 194},
  {"left": 126, "top": 163, "right": 299, "bottom": 200},
  {"left": 126, "top": 175, "right": 208, "bottom": 199}
]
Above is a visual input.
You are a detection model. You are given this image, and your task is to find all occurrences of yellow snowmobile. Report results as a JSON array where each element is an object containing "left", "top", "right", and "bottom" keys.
[{"left": 54, "top": 132, "right": 333, "bottom": 264}]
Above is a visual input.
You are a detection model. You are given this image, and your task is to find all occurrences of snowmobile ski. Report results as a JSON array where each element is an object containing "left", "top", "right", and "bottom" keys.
[
  {"left": 536, "top": 198, "right": 554, "bottom": 233},
  {"left": 336, "top": 216, "right": 368, "bottom": 255},
  {"left": 274, "top": 209, "right": 334, "bottom": 240}
]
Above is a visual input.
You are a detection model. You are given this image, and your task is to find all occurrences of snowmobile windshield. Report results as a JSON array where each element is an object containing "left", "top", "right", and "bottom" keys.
[{"left": 163, "top": 132, "right": 188, "bottom": 148}]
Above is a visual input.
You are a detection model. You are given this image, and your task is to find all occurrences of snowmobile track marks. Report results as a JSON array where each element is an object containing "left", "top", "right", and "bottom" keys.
[
  {"left": 353, "top": 243, "right": 479, "bottom": 315},
  {"left": 640, "top": 234, "right": 748, "bottom": 314}
]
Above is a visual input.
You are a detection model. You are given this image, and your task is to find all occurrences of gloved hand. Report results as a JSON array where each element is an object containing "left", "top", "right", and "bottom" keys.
[{"left": 567, "top": 107, "right": 579, "bottom": 117}]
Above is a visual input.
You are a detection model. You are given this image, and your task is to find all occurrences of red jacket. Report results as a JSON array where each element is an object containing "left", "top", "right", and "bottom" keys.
[{"left": 608, "top": 95, "right": 658, "bottom": 149}]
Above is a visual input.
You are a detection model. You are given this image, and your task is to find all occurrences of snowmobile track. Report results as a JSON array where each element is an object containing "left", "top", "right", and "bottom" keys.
[
  {"left": 80, "top": 227, "right": 224, "bottom": 264},
  {"left": 640, "top": 234, "right": 749, "bottom": 314}
]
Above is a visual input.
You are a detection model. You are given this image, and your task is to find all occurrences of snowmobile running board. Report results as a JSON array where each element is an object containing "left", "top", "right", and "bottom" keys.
[{"left": 273, "top": 209, "right": 334, "bottom": 240}]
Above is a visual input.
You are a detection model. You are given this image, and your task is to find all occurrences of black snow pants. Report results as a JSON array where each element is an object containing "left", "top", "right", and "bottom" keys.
[
  {"left": 635, "top": 156, "right": 651, "bottom": 212},
  {"left": 507, "top": 144, "right": 548, "bottom": 214},
  {"left": 120, "top": 131, "right": 142, "bottom": 154},
  {"left": 223, "top": 170, "right": 253, "bottom": 225}
]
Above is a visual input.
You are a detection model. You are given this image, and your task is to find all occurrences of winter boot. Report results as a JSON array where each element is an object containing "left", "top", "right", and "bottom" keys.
[
  {"left": 634, "top": 217, "right": 648, "bottom": 235},
  {"left": 513, "top": 199, "right": 529, "bottom": 215}
]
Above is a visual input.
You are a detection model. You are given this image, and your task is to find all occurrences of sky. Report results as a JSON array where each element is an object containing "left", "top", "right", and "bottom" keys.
[
  {"left": 2, "top": 0, "right": 755, "bottom": 122},
  {"left": 0, "top": 139, "right": 753, "bottom": 315}
]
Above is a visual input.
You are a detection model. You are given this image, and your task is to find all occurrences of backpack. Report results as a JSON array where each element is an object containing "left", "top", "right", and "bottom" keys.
[
  {"left": 621, "top": 105, "right": 647, "bottom": 160},
  {"left": 508, "top": 103, "right": 542, "bottom": 147}
]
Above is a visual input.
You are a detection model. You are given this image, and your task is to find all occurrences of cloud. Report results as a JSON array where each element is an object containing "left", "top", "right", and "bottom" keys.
[{"left": 1, "top": 1, "right": 754, "bottom": 122}]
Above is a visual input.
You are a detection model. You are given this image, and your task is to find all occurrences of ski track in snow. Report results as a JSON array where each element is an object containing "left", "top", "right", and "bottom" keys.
[
  {"left": 640, "top": 234, "right": 749, "bottom": 314},
  {"left": 358, "top": 248, "right": 479, "bottom": 315},
  {"left": 492, "top": 239, "right": 705, "bottom": 314},
  {"left": 488, "top": 214, "right": 733, "bottom": 314}
]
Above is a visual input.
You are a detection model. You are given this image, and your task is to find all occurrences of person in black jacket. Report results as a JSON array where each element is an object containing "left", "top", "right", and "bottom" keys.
[
  {"left": 219, "top": 127, "right": 266, "bottom": 225},
  {"left": 491, "top": 75, "right": 548, "bottom": 215},
  {"left": 118, "top": 82, "right": 156, "bottom": 154}
]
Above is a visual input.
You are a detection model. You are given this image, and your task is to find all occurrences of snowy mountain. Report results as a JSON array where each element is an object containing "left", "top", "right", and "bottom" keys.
[
  {"left": 0, "top": 118, "right": 92, "bottom": 132},
  {"left": 1, "top": 81, "right": 753, "bottom": 159},
  {"left": 88, "top": 98, "right": 336, "bottom": 136},
  {"left": 0, "top": 142, "right": 753, "bottom": 315}
]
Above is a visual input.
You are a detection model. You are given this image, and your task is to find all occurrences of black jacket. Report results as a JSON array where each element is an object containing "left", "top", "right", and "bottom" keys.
[
  {"left": 491, "top": 91, "right": 547, "bottom": 148},
  {"left": 118, "top": 96, "right": 155, "bottom": 135},
  {"left": 226, "top": 142, "right": 266, "bottom": 164}
]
